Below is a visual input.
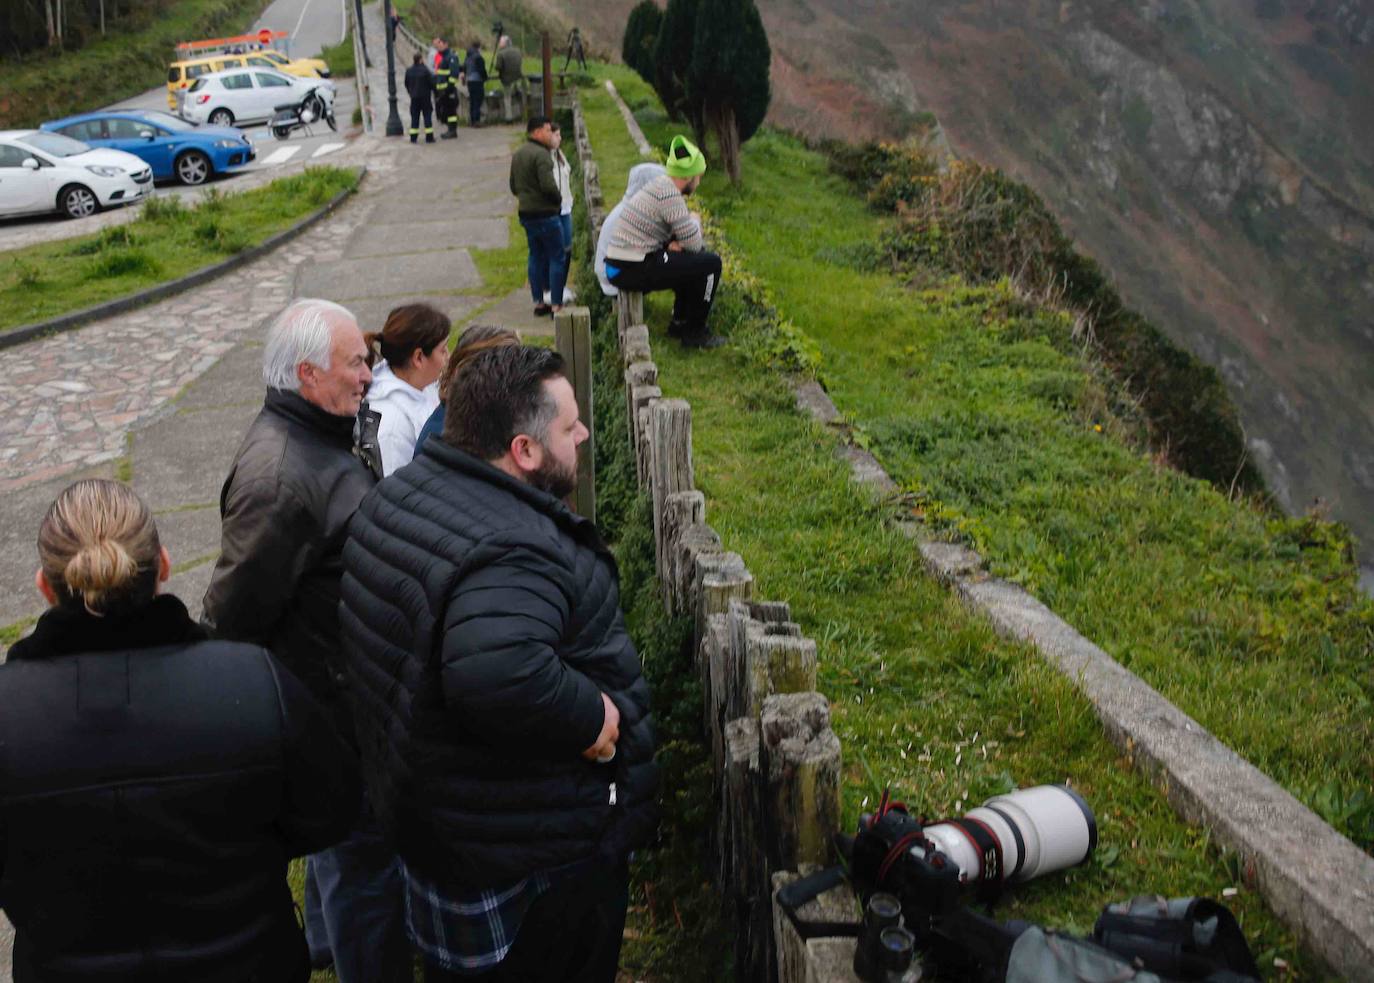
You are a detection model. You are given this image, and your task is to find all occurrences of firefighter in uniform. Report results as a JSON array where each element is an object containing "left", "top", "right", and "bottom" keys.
[
  {"left": 404, "top": 52, "right": 435, "bottom": 143},
  {"left": 433, "top": 38, "right": 459, "bottom": 139}
]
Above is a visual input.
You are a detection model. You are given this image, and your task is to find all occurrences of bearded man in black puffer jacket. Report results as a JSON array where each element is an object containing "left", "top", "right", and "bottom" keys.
[{"left": 340, "top": 344, "right": 658, "bottom": 983}]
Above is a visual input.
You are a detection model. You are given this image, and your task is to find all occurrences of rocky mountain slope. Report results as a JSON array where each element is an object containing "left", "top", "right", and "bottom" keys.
[{"left": 556, "top": 0, "right": 1374, "bottom": 575}]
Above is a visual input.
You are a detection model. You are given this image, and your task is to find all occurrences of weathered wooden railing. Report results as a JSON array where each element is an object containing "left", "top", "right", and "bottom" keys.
[{"left": 572, "top": 91, "right": 865, "bottom": 982}]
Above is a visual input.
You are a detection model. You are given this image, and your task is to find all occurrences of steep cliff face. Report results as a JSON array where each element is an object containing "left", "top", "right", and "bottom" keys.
[{"left": 564, "top": 0, "right": 1374, "bottom": 567}]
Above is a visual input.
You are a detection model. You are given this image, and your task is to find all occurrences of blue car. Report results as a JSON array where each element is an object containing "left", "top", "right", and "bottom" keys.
[{"left": 40, "top": 109, "right": 255, "bottom": 186}]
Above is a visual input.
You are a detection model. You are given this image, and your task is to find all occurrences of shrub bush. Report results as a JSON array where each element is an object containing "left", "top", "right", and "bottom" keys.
[
  {"left": 848, "top": 151, "right": 1264, "bottom": 494},
  {"left": 621, "top": 0, "right": 662, "bottom": 86}
]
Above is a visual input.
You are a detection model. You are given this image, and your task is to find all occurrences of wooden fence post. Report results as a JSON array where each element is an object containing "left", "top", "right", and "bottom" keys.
[
  {"left": 554, "top": 306, "right": 595, "bottom": 521},
  {"left": 624, "top": 361, "right": 658, "bottom": 461},
  {"left": 621, "top": 322, "right": 651, "bottom": 363},
  {"left": 744, "top": 626, "right": 818, "bottom": 720},
  {"left": 618, "top": 292, "right": 645, "bottom": 340},
  {"left": 662, "top": 491, "right": 706, "bottom": 613},
  {"left": 761, "top": 693, "right": 843, "bottom": 872},
  {"left": 649, "top": 399, "right": 694, "bottom": 585},
  {"left": 723, "top": 716, "right": 770, "bottom": 983}
]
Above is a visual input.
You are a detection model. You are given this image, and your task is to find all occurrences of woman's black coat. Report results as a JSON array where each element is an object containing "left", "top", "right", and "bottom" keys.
[{"left": 0, "top": 595, "right": 360, "bottom": 982}]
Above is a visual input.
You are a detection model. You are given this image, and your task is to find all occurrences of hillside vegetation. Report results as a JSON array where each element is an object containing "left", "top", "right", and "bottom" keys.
[
  {"left": 557, "top": 0, "right": 1374, "bottom": 581},
  {"left": 0, "top": 0, "right": 265, "bottom": 127},
  {"left": 575, "top": 66, "right": 1349, "bottom": 979}
]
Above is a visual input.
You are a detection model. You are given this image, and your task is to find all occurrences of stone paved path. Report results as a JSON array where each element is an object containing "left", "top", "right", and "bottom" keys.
[{"left": 0, "top": 2, "right": 545, "bottom": 967}]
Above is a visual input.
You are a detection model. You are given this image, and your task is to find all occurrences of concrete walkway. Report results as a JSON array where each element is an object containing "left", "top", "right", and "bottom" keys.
[{"left": 0, "top": 4, "right": 547, "bottom": 967}]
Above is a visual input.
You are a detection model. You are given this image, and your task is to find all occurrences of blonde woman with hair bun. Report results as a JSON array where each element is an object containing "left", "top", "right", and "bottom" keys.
[
  {"left": 33, "top": 476, "right": 170, "bottom": 615},
  {"left": 0, "top": 478, "right": 361, "bottom": 983}
]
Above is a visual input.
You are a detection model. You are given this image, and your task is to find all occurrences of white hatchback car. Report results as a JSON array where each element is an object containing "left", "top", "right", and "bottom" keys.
[
  {"left": 0, "top": 130, "right": 153, "bottom": 220},
  {"left": 180, "top": 68, "right": 336, "bottom": 128}
]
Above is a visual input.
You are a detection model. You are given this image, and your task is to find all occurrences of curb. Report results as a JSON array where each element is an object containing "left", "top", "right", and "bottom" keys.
[{"left": 0, "top": 165, "right": 367, "bottom": 352}]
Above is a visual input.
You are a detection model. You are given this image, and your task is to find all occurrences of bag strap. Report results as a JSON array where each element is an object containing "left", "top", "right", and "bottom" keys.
[
  {"left": 1185, "top": 899, "right": 1261, "bottom": 980},
  {"left": 775, "top": 865, "right": 862, "bottom": 940}
]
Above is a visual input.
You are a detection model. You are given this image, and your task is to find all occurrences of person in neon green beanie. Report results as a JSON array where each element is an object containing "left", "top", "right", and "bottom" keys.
[{"left": 602, "top": 135, "right": 725, "bottom": 349}]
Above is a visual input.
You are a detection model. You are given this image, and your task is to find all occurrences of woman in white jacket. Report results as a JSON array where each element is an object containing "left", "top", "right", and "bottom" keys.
[
  {"left": 548, "top": 121, "right": 576, "bottom": 304},
  {"left": 363, "top": 303, "right": 451, "bottom": 476}
]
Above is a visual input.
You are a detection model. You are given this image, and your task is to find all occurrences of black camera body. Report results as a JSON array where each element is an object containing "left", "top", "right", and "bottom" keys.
[{"left": 849, "top": 805, "right": 965, "bottom": 939}]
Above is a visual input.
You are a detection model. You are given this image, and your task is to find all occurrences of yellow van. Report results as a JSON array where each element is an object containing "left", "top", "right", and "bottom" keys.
[{"left": 166, "top": 50, "right": 330, "bottom": 109}]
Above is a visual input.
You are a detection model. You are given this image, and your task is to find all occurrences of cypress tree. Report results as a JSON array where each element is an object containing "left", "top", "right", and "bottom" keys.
[
  {"left": 651, "top": 0, "right": 701, "bottom": 130},
  {"left": 687, "top": 0, "right": 771, "bottom": 183},
  {"left": 621, "top": 0, "right": 663, "bottom": 87}
]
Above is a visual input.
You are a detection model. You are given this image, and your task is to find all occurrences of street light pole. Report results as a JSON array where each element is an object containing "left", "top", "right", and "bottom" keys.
[
  {"left": 382, "top": 0, "right": 404, "bottom": 137},
  {"left": 353, "top": 0, "right": 370, "bottom": 68}
]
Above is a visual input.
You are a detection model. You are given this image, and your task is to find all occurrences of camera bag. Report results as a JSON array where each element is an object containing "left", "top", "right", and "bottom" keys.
[{"left": 1091, "top": 896, "right": 1262, "bottom": 981}]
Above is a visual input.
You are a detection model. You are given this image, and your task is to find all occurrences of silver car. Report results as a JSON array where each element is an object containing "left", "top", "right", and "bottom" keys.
[{"left": 179, "top": 68, "right": 336, "bottom": 128}]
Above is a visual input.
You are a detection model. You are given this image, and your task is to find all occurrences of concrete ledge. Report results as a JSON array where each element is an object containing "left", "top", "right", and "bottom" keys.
[
  {"left": 0, "top": 166, "right": 366, "bottom": 352},
  {"left": 791, "top": 368, "right": 1374, "bottom": 980},
  {"left": 604, "top": 80, "right": 654, "bottom": 158}
]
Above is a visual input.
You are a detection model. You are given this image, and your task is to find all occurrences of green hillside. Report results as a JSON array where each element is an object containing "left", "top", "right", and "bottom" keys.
[{"left": 575, "top": 61, "right": 1369, "bottom": 980}]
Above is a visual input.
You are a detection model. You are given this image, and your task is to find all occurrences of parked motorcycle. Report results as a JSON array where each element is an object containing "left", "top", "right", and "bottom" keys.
[{"left": 270, "top": 87, "right": 336, "bottom": 140}]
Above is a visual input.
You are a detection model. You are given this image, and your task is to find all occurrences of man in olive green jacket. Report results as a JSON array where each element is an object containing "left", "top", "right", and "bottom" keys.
[
  {"left": 509, "top": 116, "right": 567, "bottom": 316},
  {"left": 494, "top": 35, "right": 527, "bottom": 122}
]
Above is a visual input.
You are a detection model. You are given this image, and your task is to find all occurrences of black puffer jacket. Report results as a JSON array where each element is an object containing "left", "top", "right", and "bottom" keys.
[
  {"left": 340, "top": 437, "right": 658, "bottom": 887},
  {"left": 0, "top": 595, "right": 360, "bottom": 983},
  {"left": 404, "top": 62, "right": 433, "bottom": 105},
  {"left": 203, "top": 389, "right": 378, "bottom": 738}
]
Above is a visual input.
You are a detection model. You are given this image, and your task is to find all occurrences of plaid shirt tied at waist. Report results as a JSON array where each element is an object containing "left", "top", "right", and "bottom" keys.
[{"left": 401, "top": 861, "right": 551, "bottom": 974}]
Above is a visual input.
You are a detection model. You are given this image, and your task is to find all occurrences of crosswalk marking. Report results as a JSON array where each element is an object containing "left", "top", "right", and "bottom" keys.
[
  {"left": 261, "top": 146, "right": 301, "bottom": 166},
  {"left": 311, "top": 142, "right": 345, "bottom": 159}
]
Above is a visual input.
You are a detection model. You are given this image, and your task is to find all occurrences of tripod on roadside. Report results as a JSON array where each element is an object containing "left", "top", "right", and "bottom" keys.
[{"left": 563, "top": 27, "right": 587, "bottom": 71}]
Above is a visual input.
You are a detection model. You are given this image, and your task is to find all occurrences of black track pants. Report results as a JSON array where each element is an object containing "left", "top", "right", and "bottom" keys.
[{"left": 607, "top": 249, "right": 722, "bottom": 337}]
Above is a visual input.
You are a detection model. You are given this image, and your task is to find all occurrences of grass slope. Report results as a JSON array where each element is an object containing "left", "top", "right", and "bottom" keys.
[
  {"left": 0, "top": 167, "right": 360, "bottom": 333},
  {"left": 703, "top": 130, "right": 1374, "bottom": 854},
  {"left": 580, "top": 65, "right": 1374, "bottom": 856},
  {"left": 576, "top": 64, "right": 1352, "bottom": 978}
]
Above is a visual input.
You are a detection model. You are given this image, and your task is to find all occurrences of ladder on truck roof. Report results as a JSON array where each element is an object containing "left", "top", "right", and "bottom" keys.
[{"left": 175, "top": 30, "right": 291, "bottom": 58}]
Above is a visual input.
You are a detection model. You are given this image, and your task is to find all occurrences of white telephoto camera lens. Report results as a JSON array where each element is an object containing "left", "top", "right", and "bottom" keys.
[{"left": 920, "top": 784, "right": 1096, "bottom": 886}]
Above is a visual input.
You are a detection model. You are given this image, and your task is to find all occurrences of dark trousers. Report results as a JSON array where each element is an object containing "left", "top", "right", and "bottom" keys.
[
  {"left": 521, "top": 214, "right": 568, "bottom": 305},
  {"left": 468, "top": 81, "right": 485, "bottom": 125},
  {"left": 437, "top": 89, "right": 458, "bottom": 127},
  {"left": 421, "top": 863, "right": 629, "bottom": 983},
  {"left": 409, "top": 100, "right": 433, "bottom": 139},
  {"left": 303, "top": 818, "right": 410, "bottom": 983},
  {"left": 607, "top": 248, "right": 722, "bottom": 336},
  {"left": 559, "top": 213, "right": 574, "bottom": 258}
]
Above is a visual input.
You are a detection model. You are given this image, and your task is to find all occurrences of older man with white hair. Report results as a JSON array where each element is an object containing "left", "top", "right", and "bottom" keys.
[{"left": 203, "top": 298, "right": 409, "bottom": 983}]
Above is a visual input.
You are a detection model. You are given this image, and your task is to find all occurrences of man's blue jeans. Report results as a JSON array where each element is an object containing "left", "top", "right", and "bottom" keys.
[
  {"left": 521, "top": 214, "right": 567, "bottom": 306},
  {"left": 303, "top": 820, "right": 410, "bottom": 983}
]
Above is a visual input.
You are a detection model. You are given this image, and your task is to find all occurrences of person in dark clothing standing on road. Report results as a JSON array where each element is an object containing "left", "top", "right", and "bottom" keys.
[
  {"left": 0, "top": 479, "right": 361, "bottom": 983},
  {"left": 510, "top": 116, "right": 568, "bottom": 316},
  {"left": 434, "top": 37, "right": 459, "bottom": 139},
  {"left": 405, "top": 52, "right": 435, "bottom": 143},
  {"left": 459, "top": 38, "right": 487, "bottom": 127},
  {"left": 604, "top": 134, "right": 724, "bottom": 348},
  {"left": 340, "top": 344, "right": 658, "bottom": 982},
  {"left": 202, "top": 298, "right": 408, "bottom": 983}
]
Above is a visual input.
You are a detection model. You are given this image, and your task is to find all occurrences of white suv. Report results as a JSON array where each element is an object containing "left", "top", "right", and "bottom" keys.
[
  {"left": 180, "top": 69, "right": 336, "bottom": 128},
  {"left": 0, "top": 130, "right": 153, "bottom": 220}
]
